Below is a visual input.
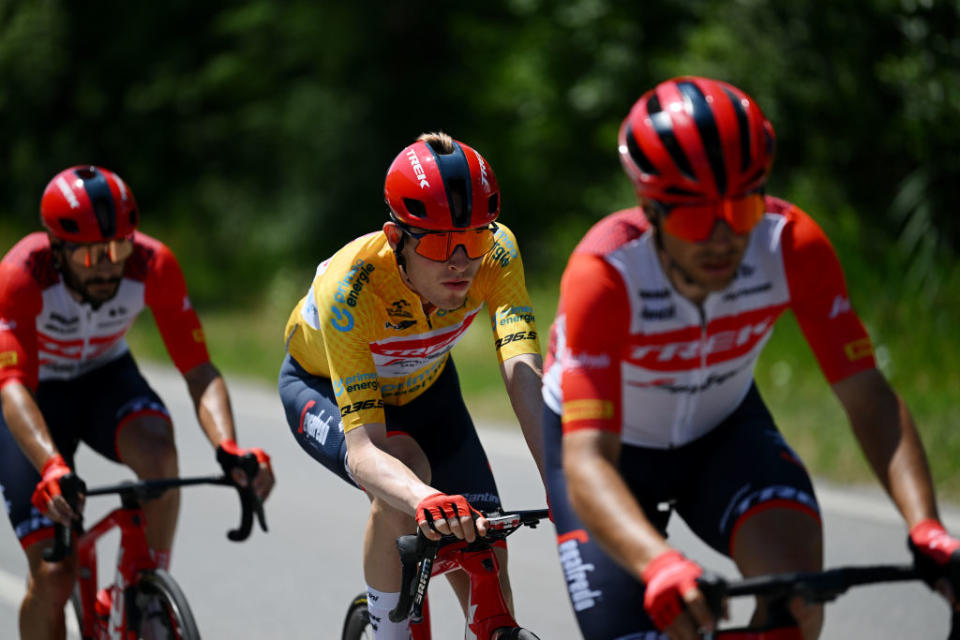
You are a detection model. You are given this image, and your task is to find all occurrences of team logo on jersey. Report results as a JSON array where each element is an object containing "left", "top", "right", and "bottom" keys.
[
  {"left": 192, "top": 329, "right": 205, "bottom": 343},
  {"left": 562, "top": 399, "right": 613, "bottom": 422},
  {"left": 330, "top": 307, "right": 354, "bottom": 332},
  {"left": 386, "top": 299, "right": 413, "bottom": 319},
  {"left": 843, "top": 337, "right": 873, "bottom": 361},
  {"left": 330, "top": 259, "right": 375, "bottom": 333},
  {"left": 0, "top": 351, "right": 17, "bottom": 368},
  {"left": 339, "top": 398, "right": 384, "bottom": 417},
  {"left": 333, "top": 373, "right": 379, "bottom": 397},
  {"left": 496, "top": 305, "right": 534, "bottom": 326},
  {"left": 557, "top": 530, "right": 602, "bottom": 612},
  {"left": 488, "top": 228, "right": 518, "bottom": 267},
  {"left": 829, "top": 294, "right": 852, "bottom": 319},
  {"left": 494, "top": 330, "right": 536, "bottom": 349}
]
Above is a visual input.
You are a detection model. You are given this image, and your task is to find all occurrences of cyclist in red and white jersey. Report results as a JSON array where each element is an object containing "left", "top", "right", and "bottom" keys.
[
  {"left": 541, "top": 77, "right": 960, "bottom": 639},
  {"left": 0, "top": 166, "right": 275, "bottom": 639},
  {"left": 279, "top": 133, "right": 545, "bottom": 640}
]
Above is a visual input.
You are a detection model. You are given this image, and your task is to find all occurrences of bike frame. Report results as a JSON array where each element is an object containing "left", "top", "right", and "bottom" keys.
[
  {"left": 73, "top": 502, "right": 156, "bottom": 639},
  {"left": 410, "top": 540, "right": 515, "bottom": 640}
]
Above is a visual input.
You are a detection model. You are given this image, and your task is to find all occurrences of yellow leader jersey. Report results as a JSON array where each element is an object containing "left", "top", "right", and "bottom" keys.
[{"left": 284, "top": 223, "right": 540, "bottom": 432}]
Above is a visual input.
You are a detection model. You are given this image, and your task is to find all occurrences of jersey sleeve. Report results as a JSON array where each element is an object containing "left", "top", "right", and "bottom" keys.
[
  {"left": 478, "top": 224, "right": 541, "bottom": 363},
  {"left": 782, "top": 208, "right": 876, "bottom": 383},
  {"left": 559, "top": 254, "right": 629, "bottom": 434},
  {"left": 0, "top": 260, "right": 41, "bottom": 390},
  {"left": 315, "top": 271, "right": 385, "bottom": 432},
  {"left": 143, "top": 242, "right": 211, "bottom": 374}
]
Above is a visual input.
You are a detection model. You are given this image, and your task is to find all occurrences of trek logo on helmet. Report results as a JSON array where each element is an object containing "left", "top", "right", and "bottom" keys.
[
  {"left": 406, "top": 149, "right": 430, "bottom": 189},
  {"left": 56, "top": 177, "right": 81, "bottom": 209}
]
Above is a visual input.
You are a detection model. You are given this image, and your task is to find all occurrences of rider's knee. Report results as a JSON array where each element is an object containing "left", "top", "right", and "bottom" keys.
[
  {"left": 28, "top": 558, "right": 76, "bottom": 607},
  {"left": 119, "top": 417, "right": 179, "bottom": 478},
  {"left": 369, "top": 496, "right": 413, "bottom": 531},
  {"left": 788, "top": 599, "right": 823, "bottom": 640}
]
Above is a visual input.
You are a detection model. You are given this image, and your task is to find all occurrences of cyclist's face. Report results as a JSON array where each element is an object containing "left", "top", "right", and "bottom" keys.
[
  {"left": 55, "top": 239, "right": 127, "bottom": 304},
  {"left": 658, "top": 217, "right": 751, "bottom": 296},
  {"left": 385, "top": 222, "right": 483, "bottom": 311}
]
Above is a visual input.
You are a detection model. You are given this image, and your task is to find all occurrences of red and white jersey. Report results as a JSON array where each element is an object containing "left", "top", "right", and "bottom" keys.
[
  {"left": 542, "top": 197, "right": 876, "bottom": 448},
  {"left": 0, "top": 232, "right": 210, "bottom": 390}
]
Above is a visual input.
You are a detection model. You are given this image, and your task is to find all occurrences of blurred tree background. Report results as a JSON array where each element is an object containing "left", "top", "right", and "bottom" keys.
[{"left": 2, "top": 0, "right": 959, "bottom": 492}]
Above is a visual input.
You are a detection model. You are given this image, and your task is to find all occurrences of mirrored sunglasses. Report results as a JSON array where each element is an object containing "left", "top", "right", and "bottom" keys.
[
  {"left": 402, "top": 223, "right": 498, "bottom": 262},
  {"left": 63, "top": 237, "right": 134, "bottom": 268},
  {"left": 656, "top": 193, "right": 765, "bottom": 243}
]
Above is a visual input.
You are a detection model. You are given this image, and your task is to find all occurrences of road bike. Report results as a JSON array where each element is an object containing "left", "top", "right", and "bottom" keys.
[
  {"left": 696, "top": 562, "right": 960, "bottom": 638},
  {"left": 47, "top": 454, "right": 267, "bottom": 640},
  {"left": 341, "top": 508, "right": 549, "bottom": 640}
]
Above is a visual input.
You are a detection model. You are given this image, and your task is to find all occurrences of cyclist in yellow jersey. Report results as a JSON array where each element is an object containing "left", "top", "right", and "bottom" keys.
[{"left": 279, "top": 132, "right": 546, "bottom": 640}]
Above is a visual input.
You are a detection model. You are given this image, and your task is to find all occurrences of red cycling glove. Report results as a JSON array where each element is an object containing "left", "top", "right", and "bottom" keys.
[
  {"left": 909, "top": 519, "right": 960, "bottom": 588},
  {"left": 217, "top": 438, "right": 272, "bottom": 476},
  {"left": 31, "top": 454, "right": 72, "bottom": 514},
  {"left": 415, "top": 492, "right": 481, "bottom": 531},
  {"left": 641, "top": 550, "right": 704, "bottom": 630}
]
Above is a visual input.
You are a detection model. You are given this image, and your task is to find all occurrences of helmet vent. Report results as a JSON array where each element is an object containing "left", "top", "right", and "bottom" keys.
[
  {"left": 447, "top": 177, "right": 469, "bottom": 227},
  {"left": 678, "top": 80, "right": 726, "bottom": 195},
  {"left": 487, "top": 193, "right": 498, "bottom": 215},
  {"left": 625, "top": 125, "right": 658, "bottom": 176},
  {"left": 58, "top": 218, "right": 80, "bottom": 234},
  {"left": 402, "top": 198, "right": 427, "bottom": 220},
  {"left": 724, "top": 88, "right": 752, "bottom": 172}
]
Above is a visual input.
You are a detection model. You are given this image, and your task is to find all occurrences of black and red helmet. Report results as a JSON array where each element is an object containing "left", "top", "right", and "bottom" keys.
[
  {"left": 384, "top": 139, "right": 499, "bottom": 231},
  {"left": 618, "top": 76, "right": 775, "bottom": 204},
  {"left": 41, "top": 165, "right": 139, "bottom": 243}
]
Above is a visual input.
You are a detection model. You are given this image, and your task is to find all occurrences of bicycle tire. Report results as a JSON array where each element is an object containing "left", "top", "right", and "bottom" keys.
[
  {"left": 341, "top": 593, "right": 374, "bottom": 640},
  {"left": 133, "top": 569, "right": 201, "bottom": 640}
]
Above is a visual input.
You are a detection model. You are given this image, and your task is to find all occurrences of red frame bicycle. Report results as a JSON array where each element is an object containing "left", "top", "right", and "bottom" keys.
[
  {"left": 48, "top": 464, "right": 265, "bottom": 639},
  {"left": 341, "top": 509, "right": 548, "bottom": 640}
]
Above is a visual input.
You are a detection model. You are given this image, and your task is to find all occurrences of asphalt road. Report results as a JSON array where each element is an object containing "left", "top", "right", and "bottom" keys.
[{"left": 1, "top": 363, "right": 957, "bottom": 638}]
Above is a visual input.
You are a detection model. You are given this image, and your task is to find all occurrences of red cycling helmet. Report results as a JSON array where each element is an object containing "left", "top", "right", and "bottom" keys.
[
  {"left": 618, "top": 76, "right": 775, "bottom": 204},
  {"left": 41, "top": 165, "right": 139, "bottom": 243},
  {"left": 384, "top": 138, "right": 499, "bottom": 230}
]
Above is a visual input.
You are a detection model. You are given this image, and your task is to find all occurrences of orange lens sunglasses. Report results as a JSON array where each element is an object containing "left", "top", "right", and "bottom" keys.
[
  {"left": 401, "top": 223, "right": 498, "bottom": 262},
  {"left": 657, "top": 193, "right": 765, "bottom": 243},
  {"left": 63, "top": 238, "right": 135, "bottom": 268}
]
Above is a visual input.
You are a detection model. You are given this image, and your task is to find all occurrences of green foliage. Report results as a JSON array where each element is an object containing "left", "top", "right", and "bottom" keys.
[{"left": 3, "top": 2, "right": 960, "bottom": 490}]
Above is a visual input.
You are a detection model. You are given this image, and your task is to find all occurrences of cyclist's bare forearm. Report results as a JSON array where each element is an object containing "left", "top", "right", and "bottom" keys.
[
  {"left": 1, "top": 381, "right": 59, "bottom": 470},
  {"left": 185, "top": 361, "right": 238, "bottom": 447},
  {"left": 345, "top": 424, "right": 435, "bottom": 515},
  {"left": 501, "top": 353, "right": 546, "bottom": 482},
  {"left": 834, "top": 368, "right": 939, "bottom": 528},
  {"left": 563, "top": 429, "right": 671, "bottom": 575}
]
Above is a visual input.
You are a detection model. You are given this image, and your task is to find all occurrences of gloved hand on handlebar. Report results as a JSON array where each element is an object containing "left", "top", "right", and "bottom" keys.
[
  {"left": 908, "top": 519, "right": 960, "bottom": 599},
  {"left": 216, "top": 439, "right": 274, "bottom": 501},
  {"left": 641, "top": 549, "right": 713, "bottom": 632},
  {"left": 31, "top": 454, "right": 82, "bottom": 525},
  {"left": 415, "top": 492, "right": 485, "bottom": 542}
]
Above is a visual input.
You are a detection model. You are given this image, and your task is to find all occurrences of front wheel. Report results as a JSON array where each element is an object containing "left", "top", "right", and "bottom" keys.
[
  {"left": 132, "top": 569, "right": 201, "bottom": 640},
  {"left": 342, "top": 593, "right": 373, "bottom": 640}
]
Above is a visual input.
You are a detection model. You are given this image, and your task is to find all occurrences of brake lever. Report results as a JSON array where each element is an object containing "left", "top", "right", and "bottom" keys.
[
  {"left": 226, "top": 454, "right": 268, "bottom": 541},
  {"left": 42, "top": 474, "right": 86, "bottom": 562}
]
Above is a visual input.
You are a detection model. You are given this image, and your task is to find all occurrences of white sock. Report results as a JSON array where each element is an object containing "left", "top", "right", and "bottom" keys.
[{"left": 365, "top": 586, "right": 410, "bottom": 640}]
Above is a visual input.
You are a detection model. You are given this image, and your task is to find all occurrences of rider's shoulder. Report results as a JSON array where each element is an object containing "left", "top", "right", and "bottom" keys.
[
  {"left": 0, "top": 233, "right": 59, "bottom": 291},
  {"left": 572, "top": 206, "right": 652, "bottom": 257}
]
